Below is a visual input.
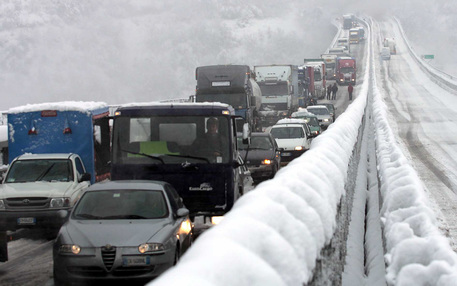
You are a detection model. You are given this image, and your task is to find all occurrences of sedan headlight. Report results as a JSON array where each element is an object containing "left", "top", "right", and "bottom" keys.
[
  {"left": 138, "top": 243, "right": 164, "bottom": 254},
  {"left": 295, "top": 146, "right": 304, "bottom": 151},
  {"left": 0, "top": 199, "right": 5, "bottom": 210},
  {"left": 50, "top": 197, "right": 70, "bottom": 208},
  {"left": 323, "top": 119, "right": 329, "bottom": 122},
  {"left": 261, "top": 159, "right": 272, "bottom": 165},
  {"left": 60, "top": 244, "right": 81, "bottom": 254}
]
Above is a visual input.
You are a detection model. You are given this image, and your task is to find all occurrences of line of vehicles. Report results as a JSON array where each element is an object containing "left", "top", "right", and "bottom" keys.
[{"left": 0, "top": 13, "right": 362, "bottom": 284}]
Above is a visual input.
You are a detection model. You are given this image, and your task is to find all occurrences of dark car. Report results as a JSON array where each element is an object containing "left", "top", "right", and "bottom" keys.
[
  {"left": 238, "top": 132, "right": 281, "bottom": 183},
  {"left": 53, "top": 180, "right": 193, "bottom": 285},
  {"left": 319, "top": 103, "right": 337, "bottom": 122}
]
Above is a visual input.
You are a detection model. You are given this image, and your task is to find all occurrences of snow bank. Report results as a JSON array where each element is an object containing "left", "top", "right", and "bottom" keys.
[
  {"left": 149, "top": 74, "right": 368, "bottom": 286},
  {"left": 373, "top": 84, "right": 457, "bottom": 285}
]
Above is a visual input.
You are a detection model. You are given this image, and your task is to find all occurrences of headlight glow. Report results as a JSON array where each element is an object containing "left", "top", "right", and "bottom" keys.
[
  {"left": 60, "top": 244, "right": 81, "bottom": 254},
  {"left": 138, "top": 243, "right": 164, "bottom": 254},
  {"left": 323, "top": 119, "right": 329, "bottom": 122},
  {"left": 295, "top": 146, "right": 303, "bottom": 151},
  {"left": 211, "top": 216, "right": 224, "bottom": 225},
  {"left": 50, "top": 197, "right": 70, "bottom": 208},
  {"left": 261, "top": 159, "right": 272, "bottom": 165},
  {"left": 179, "top": 219, "right": 192, "bottom": 235}
]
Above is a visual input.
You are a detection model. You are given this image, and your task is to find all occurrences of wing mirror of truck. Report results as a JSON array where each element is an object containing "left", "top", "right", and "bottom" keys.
[
  {"left": 80, "top": 173, "right": 91, "bottom": 182},
  {"left": 242, "top": 123, "right": 250, "bottom": 145}
]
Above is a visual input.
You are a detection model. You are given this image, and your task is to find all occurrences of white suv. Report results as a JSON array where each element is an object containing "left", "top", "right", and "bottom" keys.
[
  {"left": 0, "top": 153, "right": 91, "bottom": 236},
  {"left": 269, "top": 123, "right": 311, "bottom": 165}
]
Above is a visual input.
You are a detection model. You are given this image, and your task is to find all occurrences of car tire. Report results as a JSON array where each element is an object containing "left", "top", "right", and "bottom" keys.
[
  {"left": 173, "top": 245, "right": 180, "bottom": 266},
  {"left": 271, "top": 165, "right": 278, "bottom": 179}
]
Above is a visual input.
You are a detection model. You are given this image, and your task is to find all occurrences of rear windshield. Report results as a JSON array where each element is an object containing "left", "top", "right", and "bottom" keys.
[{"left": 270, "top": 127, "right": 304, "bottom": 139}]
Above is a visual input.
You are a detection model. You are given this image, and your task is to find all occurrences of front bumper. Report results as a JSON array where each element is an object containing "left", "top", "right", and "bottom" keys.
[
  {"left": 280, "top": 150, "right": 306, "bottom": 164},
  {"left": 53, "top": 246, "right": 175, "bottom": 283},
  {"left": 248, "top": 165, "right": 275, "bottom": 181},
  {"left": 0, "top": 209, "right": 68, "bottom": 231}
]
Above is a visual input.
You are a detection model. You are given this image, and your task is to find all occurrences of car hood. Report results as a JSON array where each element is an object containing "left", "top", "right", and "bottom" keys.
[
  {"left": 63, "top": 219, "right": 170, "bottom": 246},
  {"left": 1, "top": 182, "right": 75, "bottom": 199},
  {"left": 240, "top": 149, "right": 275, "bottom": 162}
]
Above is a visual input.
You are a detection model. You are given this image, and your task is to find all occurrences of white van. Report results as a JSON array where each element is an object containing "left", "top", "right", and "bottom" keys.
[{"left": 269, "top": 123, "right": 311, "bottom": 165}]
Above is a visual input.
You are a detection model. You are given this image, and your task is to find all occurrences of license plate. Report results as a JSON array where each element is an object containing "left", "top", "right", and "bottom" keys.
[
  {"left": 122, "top": 256, "right": 150, "bottom": 267},
  {"left": 17, "top": 217, "right": 36, "bottom": 225},
  {"left": 282, "top": 152, "right": 292, "bottom": 157}
]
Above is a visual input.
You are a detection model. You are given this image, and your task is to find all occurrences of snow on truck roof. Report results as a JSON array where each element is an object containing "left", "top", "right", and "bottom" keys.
[
  {"left": 118, "top": 101, "right": 231, "bottom": 109},
  {"left": 7, "top": 101, "right": 108, "bottom": 115}
]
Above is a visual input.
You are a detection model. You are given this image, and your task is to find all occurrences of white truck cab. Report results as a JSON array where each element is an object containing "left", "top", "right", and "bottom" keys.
[{"left": 0, "top": 153, "right": 91, "bottom": 234}]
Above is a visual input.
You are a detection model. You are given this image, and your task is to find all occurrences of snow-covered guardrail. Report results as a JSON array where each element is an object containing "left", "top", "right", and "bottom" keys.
[{"left": 393, "top": 17, "right": 457, "bottom": 91}]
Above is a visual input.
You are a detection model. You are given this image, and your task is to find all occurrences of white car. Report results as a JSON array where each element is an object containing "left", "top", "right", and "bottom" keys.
[
  {"left": 306, "top": 105, "right": 333, "bottom": 129},
  {"left": 0, "top": 153, "right": 91, "bottom": 237},
  {"left": 269, "top": 123, "right": 311, "bottom": 165}
]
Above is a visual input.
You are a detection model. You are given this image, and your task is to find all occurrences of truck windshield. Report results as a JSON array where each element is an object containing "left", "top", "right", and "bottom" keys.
[
  {"left": 196, "top": 93, "right": 247, "bottom": 109},
  {"left": 260, "top": 103, "right": 288, "bottom": 111},
  {"left": 314, "top": 71, "right": 322, "bottom": 81},
  {"left": 340, "top": 67, "right": 355, "bottom": 73},
  {"left": 112, "top": 116, "right": 231, "bottom": 164},
  {"left": 5, "top": 159, "right": 73, "bottom": 183},
  {"left": 258, "top": 82, "right": 288, "bottom": 96}
]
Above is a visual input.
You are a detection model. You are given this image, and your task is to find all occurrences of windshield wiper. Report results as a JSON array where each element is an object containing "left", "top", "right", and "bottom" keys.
[
  {"left": 35, "top": 163, "right": 55, "bottom": 181},
  {"left": 121, "top": 149, "right": 164, "bottom": 164},
  {"left": 103, "top": 215, "right": 148, "bottom": 219},
  {"left": 162, "top": 154, "right": 210, "bottom": 164},
  {"left": 76, "top": 213, "right": 104, "bottom": 220}
]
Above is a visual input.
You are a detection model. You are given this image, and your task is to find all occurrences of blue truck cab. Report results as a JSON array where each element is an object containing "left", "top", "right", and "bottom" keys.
[
  {"left": 110, "top": 102, "right": 246, "bottom": 226},
  {"left": 6, "top": 102, "right": 111, "bottom": 183}
]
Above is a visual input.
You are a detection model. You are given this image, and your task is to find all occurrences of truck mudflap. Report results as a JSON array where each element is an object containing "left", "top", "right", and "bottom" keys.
[{"left": 0, "top": 231, "right": 7, "bottom": 262}]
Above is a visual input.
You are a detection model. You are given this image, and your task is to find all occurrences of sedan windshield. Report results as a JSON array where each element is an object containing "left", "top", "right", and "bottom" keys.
[
  {"left": 270, "top": 127, "right": 304, "bottom": 139},
  {"left": 74, "top": 190, "right": 168, "bottom": 220},
  {"left": 308, "top": 108, "right": 329, "bottom": 116},
  {"left": 5, "top": 159, "right": 73, "bottom": 183}
]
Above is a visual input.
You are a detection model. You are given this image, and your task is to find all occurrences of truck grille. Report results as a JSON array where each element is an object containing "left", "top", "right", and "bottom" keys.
[
  {"left": 101, "top": 246, "right": 116, "bottom": 270},
  {"left": 5, "top": 197, "right": 49, "bottom": 209}
]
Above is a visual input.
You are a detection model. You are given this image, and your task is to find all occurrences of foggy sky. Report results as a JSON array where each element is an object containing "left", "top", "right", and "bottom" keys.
[{"left": 0, "top": 0, "right": 455, "bottom": 111}]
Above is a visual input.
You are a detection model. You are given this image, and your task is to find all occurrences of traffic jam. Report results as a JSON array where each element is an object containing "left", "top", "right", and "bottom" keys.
[{"left": 0, "top": 14, "right": 365, "bottom": 285}]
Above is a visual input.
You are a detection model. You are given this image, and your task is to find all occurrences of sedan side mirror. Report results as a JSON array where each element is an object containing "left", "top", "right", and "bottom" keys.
[{"left": 177, "top": 208, "right": 190, "bottom": 217}]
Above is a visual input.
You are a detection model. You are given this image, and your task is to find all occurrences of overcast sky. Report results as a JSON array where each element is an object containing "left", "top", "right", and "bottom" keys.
[{"left": 0, "top": 0, "right": 455, "bottom": 111}]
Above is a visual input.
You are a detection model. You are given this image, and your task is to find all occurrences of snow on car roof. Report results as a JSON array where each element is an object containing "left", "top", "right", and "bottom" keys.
[{"left": 7, "top": 101, "right": 108, "bottom": 114}]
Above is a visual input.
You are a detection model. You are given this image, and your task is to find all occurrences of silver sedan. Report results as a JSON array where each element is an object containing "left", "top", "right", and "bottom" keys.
[{"left": 53, "top": 180, "right": 193, "bottom": 285}]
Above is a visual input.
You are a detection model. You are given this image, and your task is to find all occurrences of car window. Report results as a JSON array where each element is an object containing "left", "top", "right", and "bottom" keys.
[
  {"left": 165, "top": 184, "right": 184, "bottom": 212},
  {"left": 250, "top": 137, "right": 273, "bottom": 150},
  {"left": 75, "top": 157, "right": 85, "bottom": 177},
  {"left": 74, "top": 189, "right": 169, "bottom": 219}
]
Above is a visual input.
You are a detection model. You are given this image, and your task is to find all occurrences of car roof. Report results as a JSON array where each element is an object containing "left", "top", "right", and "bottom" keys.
[
  {"left": 15, "top": 153, "right": 76, "bottom": 160},
  {"left": 271, "top": 123, "right": 304, "bottom": 128},
  {"left": 86, "top": 180, "right": 169, "bottom": 192},
  {"left": 307, "top": 105, "right": 329, "bottom": 110},
  {"left": 277, "top": 118, "right": 308, "bottom": 124}
]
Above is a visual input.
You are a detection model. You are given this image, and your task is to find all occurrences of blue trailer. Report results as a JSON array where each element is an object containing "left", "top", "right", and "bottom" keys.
[{"left": 7, "top": 102, "right": 111, "bottom": 183}]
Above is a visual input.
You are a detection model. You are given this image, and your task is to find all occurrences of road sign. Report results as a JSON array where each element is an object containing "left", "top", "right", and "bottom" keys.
[{"left": 423, "top": 55, "right": 434, "bottom": 59}]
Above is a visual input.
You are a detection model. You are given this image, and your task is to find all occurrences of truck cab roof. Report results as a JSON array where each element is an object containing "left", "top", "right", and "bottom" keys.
[{"left": 115, "top": 102, "right": 236, "bottom": 117}]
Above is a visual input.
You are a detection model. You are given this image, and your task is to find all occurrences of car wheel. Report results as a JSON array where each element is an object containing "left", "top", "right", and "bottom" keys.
[
  {"left": 271, "top": 165, "right": 278, "bottom": 179},
  {"left": 173, "top": 245, "right": 180, "bottom": 266}
]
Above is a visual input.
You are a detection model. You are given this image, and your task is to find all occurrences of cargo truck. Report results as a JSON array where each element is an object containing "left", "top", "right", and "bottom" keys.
[
  {"left": 195, "top": 65, "right": 262, "bottom": 132},
  {"left": 336, "top": 57, "right": 357, "bottom": 85},
  {"left": 253, "top": 65, "right": 299, "bottom": 127}
]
